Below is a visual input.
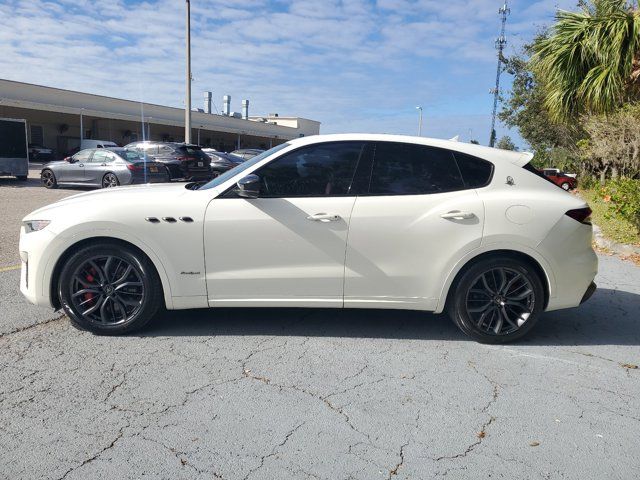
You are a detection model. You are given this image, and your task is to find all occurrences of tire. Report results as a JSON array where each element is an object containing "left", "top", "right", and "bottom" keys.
[
  {"left": 447, "top": 256, "right": 545, "bottom": 344},
  {"left": 58, "top": 242, "right": 163, "bottom": 335},
  {"left": 16, "top": 175, "right": 28, "bottom": 181},
  {"left": 561, "top": 182, "right": 570, "bottom": 190},
  {"left": 41, "top": 169, "right": 58, "bottom": 189},
  {"left": 102, "top": 173, "right": 120, "bottom": 188}
]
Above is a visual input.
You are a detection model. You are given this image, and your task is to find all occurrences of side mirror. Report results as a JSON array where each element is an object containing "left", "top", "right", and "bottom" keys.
[
  {"left": 65, "top": 156, "right": 74, "bottom": 163},
  {"left": 236, "top": 174, "right": 260, "bottom": 198}
]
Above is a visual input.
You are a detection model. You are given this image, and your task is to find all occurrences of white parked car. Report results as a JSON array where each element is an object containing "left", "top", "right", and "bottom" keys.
[{"left": 19, "top": 134, "right": 597, "bottom": 343}]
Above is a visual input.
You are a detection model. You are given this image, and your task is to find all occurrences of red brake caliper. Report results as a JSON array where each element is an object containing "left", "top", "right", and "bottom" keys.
[{"left": 84, "top": 268, "right": 96, "bottom": 304}]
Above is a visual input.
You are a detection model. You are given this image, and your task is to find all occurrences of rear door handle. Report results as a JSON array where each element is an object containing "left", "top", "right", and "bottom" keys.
[
  {"left": 440, "top": 210, "right": 475, "bottom": 220},
  {"left": 307, "top": 213, "right": 341, "bottom": 222}
]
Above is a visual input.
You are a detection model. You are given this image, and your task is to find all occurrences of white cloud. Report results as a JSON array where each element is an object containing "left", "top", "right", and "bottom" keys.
[{"left": 0, "top": 0, "right": 570, "bottom": 144}]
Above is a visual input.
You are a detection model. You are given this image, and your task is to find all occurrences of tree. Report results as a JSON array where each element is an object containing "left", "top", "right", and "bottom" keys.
[
  {"left": 499, "top": 51, "right": 581, "bottom": 162},
  {"left": 496, "top": 136, "right": 518, "bottom": 151},
  {"left": 531, "top": 0, "right": 640, "bottom": 122},
  {"left": 580, "top": 103, "right": 640, "bottom": 180}
]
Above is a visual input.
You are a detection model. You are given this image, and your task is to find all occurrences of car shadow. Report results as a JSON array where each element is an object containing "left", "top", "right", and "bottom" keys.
[
  {"left": 0, "top": 176, "right": 42, "bottom": 188},
  {"left": 140, "top": 288, "right": 640, "bottom": 346}
]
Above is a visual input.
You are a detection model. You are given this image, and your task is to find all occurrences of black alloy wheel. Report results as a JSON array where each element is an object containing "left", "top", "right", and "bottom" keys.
[
  {"left": 58, "top": 243, "right": 162, "bottom": 334},
  {"left": 447, "top": 257, "right": 544, "bottom": 343}
]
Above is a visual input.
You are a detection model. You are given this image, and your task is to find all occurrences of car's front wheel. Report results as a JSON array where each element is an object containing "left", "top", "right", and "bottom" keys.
[
  {"left": 561, "top": 181, "right": 570, "bottom": 190},
  {"left": 58, "top": 242, "right": 163, "bottom": 335},
  {"left": 447, "top": 257, "right": 544, "bottom": 343}
]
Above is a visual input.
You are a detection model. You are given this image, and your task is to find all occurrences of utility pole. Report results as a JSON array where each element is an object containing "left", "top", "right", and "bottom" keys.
[
  {"left": 489, "top": 1, "right": 509, "bottom": 147},
  {"left": 416, "top": 106, "right": 423, "bottom": 136},
  {"left": 185, "top": 0, "right": 192, "bottom": 143}
]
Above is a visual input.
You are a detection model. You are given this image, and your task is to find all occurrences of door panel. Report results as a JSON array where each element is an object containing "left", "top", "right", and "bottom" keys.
[
  {"left": 84, "top": 150, "right": 111, "bottom": 185},
  {"left": 344, "top": 191, "right": 484, "bottom": 309},
  {"left": 204, "top": 197, "right": 356, "bottom": 306},
  {"left": 60, "top": 150, "right": 91, "bottom": 182}
]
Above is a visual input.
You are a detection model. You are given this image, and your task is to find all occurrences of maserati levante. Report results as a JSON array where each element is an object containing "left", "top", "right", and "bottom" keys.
[{"left": 19, "top": 134, "right": 597, "bottom": 343}]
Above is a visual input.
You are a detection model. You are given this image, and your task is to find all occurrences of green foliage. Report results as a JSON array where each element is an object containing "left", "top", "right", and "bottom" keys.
[
  {"left": 581, "top": 186, "right": 640, "bottom": 244},
  {"left": 602, "top": 177, "right": 640, "bottom": 232},
  {"left": 531, "top": 0, "right": 640, "bottom": 122},
  {"left": 580, "top": 102, "right": 640, "bottom": 178},
  {"left": 499, "top": 50, "right": 582, "bottom": 157},
  {"left": 496, "top": 136, "right": 518, "bottom": 151}
]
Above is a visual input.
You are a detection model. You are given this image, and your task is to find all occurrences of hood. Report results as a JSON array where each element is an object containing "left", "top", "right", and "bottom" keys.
[{"left": 24, "top": 183, "right": 190, "bottom": 220}]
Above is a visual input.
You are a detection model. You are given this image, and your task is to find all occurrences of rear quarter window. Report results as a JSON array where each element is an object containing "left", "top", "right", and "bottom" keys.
[{"left": 453, "top": 152, "right": 494, "bottom": 188}]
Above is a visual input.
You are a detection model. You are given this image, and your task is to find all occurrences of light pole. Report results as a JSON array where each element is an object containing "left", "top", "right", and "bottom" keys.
[
  {"left": 147, "top": 116, "right": 152, "bottom": 140},
  {"left": 415, "top": 106, "right": 423, "bottom": 136},
  {"left": 184, "top": 0, "right": 192, "bottom": 143},
  {"left": 79, "top": 108, "right": 84, "bottom": 142}
]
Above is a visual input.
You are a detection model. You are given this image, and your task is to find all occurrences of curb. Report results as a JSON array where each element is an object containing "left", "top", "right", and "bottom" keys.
[{"left": 592, "top": 224, "right": 640, "bottom": 256}]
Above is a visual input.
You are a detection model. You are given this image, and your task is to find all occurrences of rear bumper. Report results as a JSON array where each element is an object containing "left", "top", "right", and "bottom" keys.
[{"left": 581, "top": 282, "right": 597, "bottom": 304}]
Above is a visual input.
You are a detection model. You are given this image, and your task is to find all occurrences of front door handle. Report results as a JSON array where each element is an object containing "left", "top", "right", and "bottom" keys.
[
  {"left": 440, "top": 210, "right": 475, "bottom": 220},
  {"left": 307, "top": 213, "right": 341, "bottom": 222}
]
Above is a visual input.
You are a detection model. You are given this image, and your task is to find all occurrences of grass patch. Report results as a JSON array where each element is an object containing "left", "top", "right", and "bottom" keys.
[{"left": 578, "top": 188, "right": 640, "bottom": 246}]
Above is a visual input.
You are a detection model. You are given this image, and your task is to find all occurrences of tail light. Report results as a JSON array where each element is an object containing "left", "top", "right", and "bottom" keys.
[
  {"left": 177, "top": 156, "right": 189, "bottom": 161},
  {"left": 565, "top": 207, "right": 592, "bottom": 224},
  {"left": 126, "top": 164, "right": 145, "bottom": 171}
]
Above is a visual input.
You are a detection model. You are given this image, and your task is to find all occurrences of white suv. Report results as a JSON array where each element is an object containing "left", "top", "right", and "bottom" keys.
[{"left": 20, "top": 134, "right": 597, "bottom": 343}]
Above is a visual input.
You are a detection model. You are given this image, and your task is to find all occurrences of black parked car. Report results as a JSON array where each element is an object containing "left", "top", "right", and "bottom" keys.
[
  {"left": 202, "top": 149, "right": 245, "bottom": 176},
  {"left": 124, "top": 142, "right": 212, "bottom": 181}
]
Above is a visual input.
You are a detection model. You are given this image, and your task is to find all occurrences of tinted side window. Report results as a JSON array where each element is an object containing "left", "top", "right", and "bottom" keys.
[
  {"left": 453, "top": 152, "right": 493, "bottom": 188},
  {"left": 369, "top": 143, "right": 464, "bottom": 195},
  {"left": 256, "top": 142, "right": 364, "bottom": 197}
]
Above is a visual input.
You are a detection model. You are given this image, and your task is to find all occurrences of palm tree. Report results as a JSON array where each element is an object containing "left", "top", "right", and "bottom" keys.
[{"left": 532, "top": 0, "right": 640, "bottom": 122}]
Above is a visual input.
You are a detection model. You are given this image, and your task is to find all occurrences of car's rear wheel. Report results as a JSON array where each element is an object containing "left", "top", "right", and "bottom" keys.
[
  {"left": 561, "top": 181, "right": 570, "bottom": 190},
  {"left": 447, "top": 257, "right": 544, "bottom": 343},
  {"left": 102, "top": 173, "right": 119, "bottom": 188},
  {"left": 41, "top": 170, "right": 57, "bottom": 189},
  {"left": 58, "top": 242, "right": 162, "bottom": 335}
]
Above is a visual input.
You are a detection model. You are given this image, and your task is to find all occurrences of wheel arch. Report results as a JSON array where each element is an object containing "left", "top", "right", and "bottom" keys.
[
  {"left": 436, "top": 248, "right": 552, "bottom": 314},
  {"left": 49, "top": 236, "right": 170, "bottom": 310}
]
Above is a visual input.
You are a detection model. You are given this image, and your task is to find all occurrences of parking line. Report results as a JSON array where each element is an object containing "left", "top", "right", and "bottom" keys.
[{"left": 0, "top": 265, "right": 21, "bottom": 273}]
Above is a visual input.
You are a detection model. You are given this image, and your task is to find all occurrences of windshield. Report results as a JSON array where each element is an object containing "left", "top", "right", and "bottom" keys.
[{"left": 197, "top": 143, "right": 290, "bottom": 190}]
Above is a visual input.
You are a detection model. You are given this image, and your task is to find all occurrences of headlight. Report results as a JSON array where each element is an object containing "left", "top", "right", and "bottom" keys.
[{"left": 23, "top": 220, "right": 51, "bottom": 233}]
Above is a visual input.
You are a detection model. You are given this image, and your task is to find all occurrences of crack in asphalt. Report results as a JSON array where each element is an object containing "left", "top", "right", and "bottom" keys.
[
  {"left": 57, "top": 422, "right": 129, "bottom": 480},
  {"left": 242, "top": 422, "right": 305, "bottom": 480},
  {"left": 387, "top": 442, "right": 408, "bottom": 479},
  {"left": 435, "top": 362, "right": 499, "bottom": 462},
  {"left": 0, "top": 312, "right": 66, "bottom": 339}
]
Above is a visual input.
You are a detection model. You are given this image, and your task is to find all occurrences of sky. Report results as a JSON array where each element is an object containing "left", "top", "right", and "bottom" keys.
[{"left": 0, "top": 0, "right": 577, "bottom": 148}]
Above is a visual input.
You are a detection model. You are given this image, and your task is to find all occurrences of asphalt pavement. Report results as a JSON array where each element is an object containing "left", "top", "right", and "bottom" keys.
[{"left": 1, "top": 170, "right": 639, "bottom": 479}]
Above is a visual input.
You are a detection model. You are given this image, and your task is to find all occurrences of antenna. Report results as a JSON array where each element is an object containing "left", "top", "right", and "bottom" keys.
[{"left": 489, "top": 1, "right": 509, "bottom": 147}]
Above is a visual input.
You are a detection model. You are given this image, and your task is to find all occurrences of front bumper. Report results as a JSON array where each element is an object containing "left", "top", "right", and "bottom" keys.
[{"left": 19, "top": 226, "right": 57, "bottom": 307}]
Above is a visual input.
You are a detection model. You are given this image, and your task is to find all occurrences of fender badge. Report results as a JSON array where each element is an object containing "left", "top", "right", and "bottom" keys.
[
  {"left": 180, "top": 271, "right": 200, "bottom": 275},
  {"left": 506, "top": 176, "right": 515, "bottom": 186}
]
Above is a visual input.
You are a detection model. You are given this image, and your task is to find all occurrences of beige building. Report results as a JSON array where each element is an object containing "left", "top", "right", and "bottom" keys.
[{"left": 0, "top": 79, "right": 320, "bottom": 158}]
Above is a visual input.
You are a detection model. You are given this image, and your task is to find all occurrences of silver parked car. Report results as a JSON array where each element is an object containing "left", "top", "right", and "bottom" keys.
[{"left": 40, "top": 148, "right": 169, "bottom": 189}]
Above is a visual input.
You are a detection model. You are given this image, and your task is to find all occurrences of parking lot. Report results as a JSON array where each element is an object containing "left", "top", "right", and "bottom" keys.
[{"left": 1, "top": 169, "right": 639, "bottom": 480}]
